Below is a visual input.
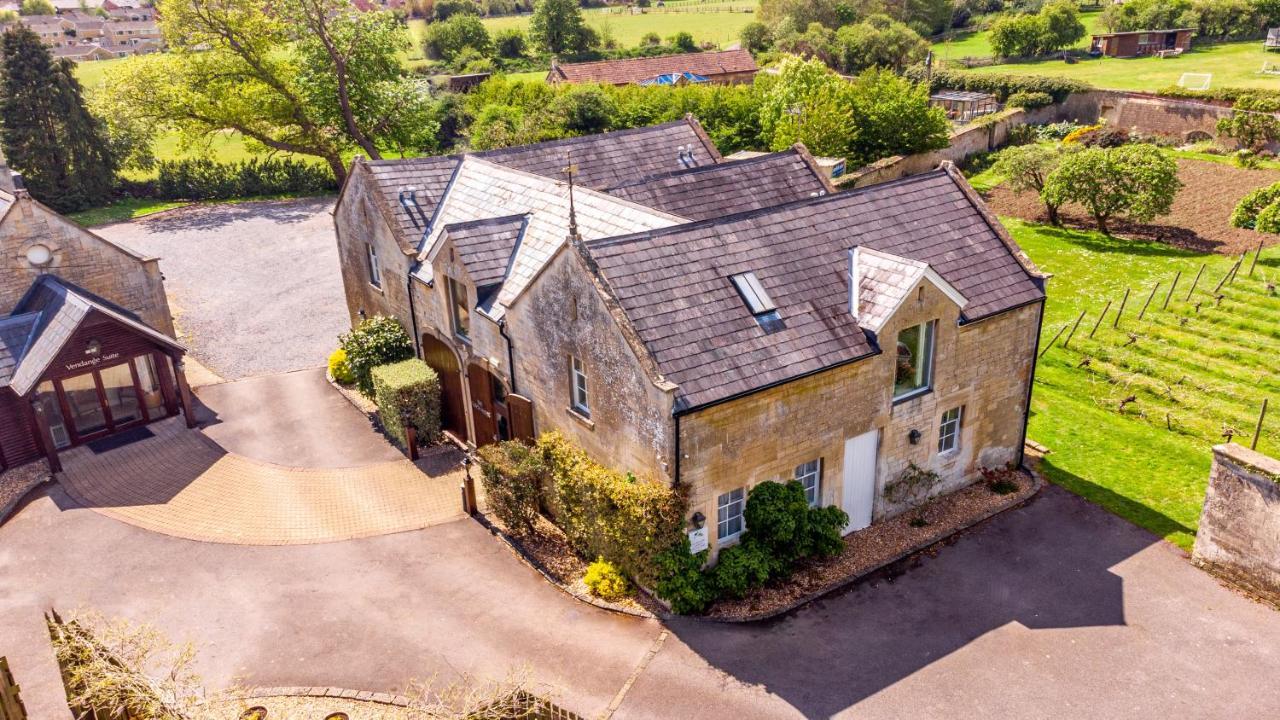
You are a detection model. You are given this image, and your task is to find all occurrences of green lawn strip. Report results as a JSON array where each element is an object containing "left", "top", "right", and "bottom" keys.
[
  {"left": 1008, "top": 218, "right": 1280, "bottom": 550},
  {"left": 1167, "top": 148, "right": 1280, "bottom": 170},
  {"left": 67, "top": 198, "right": 190, "bottom": 227},
  {"left": 932, "top": 10, "right": 1105, "bottom": 62}
]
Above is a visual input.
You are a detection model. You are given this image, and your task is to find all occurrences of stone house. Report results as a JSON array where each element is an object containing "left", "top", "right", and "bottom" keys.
[
  {"left": 334, "top": 119, "right": 1045, "bottom": 556},
  {"left": 0, "top": 167, "right": 191, "bottom": 472}
]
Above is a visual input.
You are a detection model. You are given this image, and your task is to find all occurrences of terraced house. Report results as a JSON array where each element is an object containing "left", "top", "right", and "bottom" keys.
[{"left": 334, "top": 118, "right": 1046, "bottom": 555}]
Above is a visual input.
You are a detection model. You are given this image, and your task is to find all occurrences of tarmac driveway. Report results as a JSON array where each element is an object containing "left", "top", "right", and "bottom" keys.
[
  {"left": 95, "top": 198, "right": 346, "bottom": 380},
  {"left": 3, "top": 484, "right": 1279, "bottom": 719}
]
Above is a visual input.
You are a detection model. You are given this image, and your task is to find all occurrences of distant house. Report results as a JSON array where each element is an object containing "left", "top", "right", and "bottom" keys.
[
  {"left": 1090, "top": 29, "right": 1193, "bottom": 57},
  {"left": 546, "top": 48, "right": 758, "bottom": 86},
  {"left": 104, "top": 5, "right": 154, "bottom": 21},
  {"left": 50, "top": 43, "right": 115, "bottom": 61},
  {"left": 19, "top": 16, "right": 76, "bottom": 47},
  {"left": 102, "top": 19, "right": 160, "bottom": 47}
]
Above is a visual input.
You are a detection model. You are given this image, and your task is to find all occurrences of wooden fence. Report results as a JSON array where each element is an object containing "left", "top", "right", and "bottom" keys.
[{"left": 0, "top": 658, "right": 27, "bottom": 720}]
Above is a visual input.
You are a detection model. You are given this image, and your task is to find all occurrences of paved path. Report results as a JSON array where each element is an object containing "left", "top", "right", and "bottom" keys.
[
  {"left": 3, "top": 484, "right": 1279, "bottom": 719},
  {"left": 95, "top": 198, "right": 345, "bottom": 380}
]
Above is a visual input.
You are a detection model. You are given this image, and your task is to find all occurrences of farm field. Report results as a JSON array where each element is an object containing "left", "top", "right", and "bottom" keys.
[{"left": 462, "top": 6, "right": 757, "bottom": 50}]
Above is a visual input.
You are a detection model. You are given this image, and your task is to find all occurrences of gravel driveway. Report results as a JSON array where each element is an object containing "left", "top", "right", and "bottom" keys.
[{"left": 95, "top": 198, "right": 346, "bottom": 380}]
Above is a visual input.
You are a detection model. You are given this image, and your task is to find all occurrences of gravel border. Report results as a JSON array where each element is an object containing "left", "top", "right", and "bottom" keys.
[
  {"left": 694, "top": 467, "right": 1045, "bottom": 623},
  {"left": 0, "top": 460, "right": 53, "bottom": 526}
]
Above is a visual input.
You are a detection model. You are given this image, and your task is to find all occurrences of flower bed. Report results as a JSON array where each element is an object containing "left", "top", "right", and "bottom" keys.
[{"left": 702, "top": 467, "right": 1042, "bottom": 622}]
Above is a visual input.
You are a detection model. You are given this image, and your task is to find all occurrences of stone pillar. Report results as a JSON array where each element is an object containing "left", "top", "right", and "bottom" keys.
[{"left": 1192, "top": 443, "right": 1280, "bottom": 606}]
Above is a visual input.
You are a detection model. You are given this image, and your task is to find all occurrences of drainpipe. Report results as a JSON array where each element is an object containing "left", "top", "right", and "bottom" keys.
[
  {"left": 674, "top": 412, "right": 682, "bottom": 486},
  {"left": 407, "top": 272, "right": 422, "bottom": 358},
  {"left": 1018, "top": 299, "right": 1046, "bottom": 469},
  {"left": 498, "top": 317, "right": 517, "bottom": 394}
]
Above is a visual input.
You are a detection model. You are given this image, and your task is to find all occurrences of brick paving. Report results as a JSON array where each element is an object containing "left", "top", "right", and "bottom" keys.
[{"left": 56, "top": 418, "right": 469, "bottom": 545}]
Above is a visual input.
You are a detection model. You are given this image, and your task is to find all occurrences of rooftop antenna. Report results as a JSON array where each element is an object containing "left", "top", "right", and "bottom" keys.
[{"left": 562, "top": 151, "right": 580, "bottom": 241}]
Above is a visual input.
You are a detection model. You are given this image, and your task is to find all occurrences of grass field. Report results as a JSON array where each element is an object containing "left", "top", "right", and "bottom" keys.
[
  {"left": 937, "top": 10, "right": 1280, "bottom": 92},
  {"left": 1009, "top": 219, "right": 1280, "bottom": 550}
]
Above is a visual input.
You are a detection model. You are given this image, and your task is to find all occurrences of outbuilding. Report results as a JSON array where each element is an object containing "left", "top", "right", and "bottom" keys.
[
  {"left": 1090, "top": 29, "right": 1193, "bottom": 57},
  {"left": 0, "top": 276, "right": 195, "bottom": 473}
]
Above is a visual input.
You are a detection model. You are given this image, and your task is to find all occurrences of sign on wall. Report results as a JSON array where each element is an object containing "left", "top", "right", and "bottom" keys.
[{"left": 688, "top": 527, "right": 708, "bottom": 554}]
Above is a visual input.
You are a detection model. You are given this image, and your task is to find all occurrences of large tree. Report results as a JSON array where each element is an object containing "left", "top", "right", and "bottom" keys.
[
  {"left": 0, "top": 26, "right": 116, "bottom": 211},
  {"left": 992, "top": 143, "right": 1067, "bottom": 225},
  {"left": 99, "top": 0, "right": 437, "bottom": 183}
]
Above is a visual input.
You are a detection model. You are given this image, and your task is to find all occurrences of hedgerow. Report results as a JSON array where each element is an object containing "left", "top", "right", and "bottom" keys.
[{"left": 908, "top": 67, "right": 1091, "bottom": 103}]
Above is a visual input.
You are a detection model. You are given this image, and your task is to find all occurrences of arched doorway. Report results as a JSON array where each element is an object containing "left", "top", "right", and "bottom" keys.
[
  {"left": 467, "top": 363, "right": 511, "bottom": 447},
  {"left": 421, "top": 334, "right": 468, "bottom": 443}
]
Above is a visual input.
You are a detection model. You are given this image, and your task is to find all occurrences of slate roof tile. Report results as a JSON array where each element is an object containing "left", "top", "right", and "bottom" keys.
[
  {"left": 548, "top": 49, "right": 757, "bottom": 86},
  {"left": 585, "top": 169, "right": 1045, "bottom": 411}
]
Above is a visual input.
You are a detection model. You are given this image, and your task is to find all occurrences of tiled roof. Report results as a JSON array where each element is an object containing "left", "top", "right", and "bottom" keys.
[
  {"left": 851, "top": 246, "right": 967, "bottom": 334},
  {"left": 354, "top": 118, "right": 718, "bottom": 253},
  {"left": 548, "top": 49, "right": 757, "bottom": 86},
  {"left": 603, "top": 147, "right": 830, "bottom": 221},
  {"left": 442, "top": 214, "right": 527, "bottom": 289},
  {"left": 585, "top": 168, "right": 1046, "bottom": 411},
  {"left": 416, "top": 157, "right": 685, "bottom": 319},
  {"left": 5, "top": 275, "right": 183, "bottom": 396},
  {"left": 0, "top": 312, "right": 39, "bottom": 388},
  {"left": 474, "top": 117, "right": 720, "bottom": 190}
]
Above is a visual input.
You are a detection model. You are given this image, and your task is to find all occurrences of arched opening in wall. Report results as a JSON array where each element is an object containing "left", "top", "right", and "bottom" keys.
[
  {"left": 421, "top": 334, "right": 468, "bottom": 443},
  {"left": 1184, "top": 130, "right": 1213, "bottom": 143},
  {"left": 467, "top": 363, "right": 510, "bottom": 447}
]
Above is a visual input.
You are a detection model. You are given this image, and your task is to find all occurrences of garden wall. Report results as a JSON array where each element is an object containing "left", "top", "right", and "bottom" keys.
[
  {"left": 1193, "top": 443, "right": 1280, "bottom": 606},
  {"left": 842, "top": 90, "right": 1233, "bottom": 189}
]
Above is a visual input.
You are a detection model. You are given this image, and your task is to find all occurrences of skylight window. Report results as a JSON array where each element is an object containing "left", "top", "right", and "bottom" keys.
[{"left": 730, "top": 272, "right": 776, "bottom": 316}]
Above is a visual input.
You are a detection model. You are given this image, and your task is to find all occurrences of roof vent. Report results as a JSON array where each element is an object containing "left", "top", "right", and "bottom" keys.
[{"left": 676, "top": 144, "right": 697, "bottom": 169}]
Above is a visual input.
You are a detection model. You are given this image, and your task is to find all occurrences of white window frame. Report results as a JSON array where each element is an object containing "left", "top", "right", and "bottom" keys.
[
  {"left": 938, "top": 406, "right": 963, "bottom": 455},
  {"left": 893, "top": 320, "right": 936, "bottom": 401},
  {"left": 795, "top": 459, "right": 821, "bottom": 507},
  {"left": 365, "top": 242, "right": 382, "bottom": 289},
  {"left": 717, "top": 487, "right": 745, "bottom": 543},
  {"left": 570, "top": 355, "right": 590, "bottom": 417}
]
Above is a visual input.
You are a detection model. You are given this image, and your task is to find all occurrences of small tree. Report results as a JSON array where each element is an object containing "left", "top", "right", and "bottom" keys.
[
  {"left": 844, "top": 67, "right": 950, "bottom": 167},
  {"left": 757, "top": 55, "right": 857, "bottom": 159},
  {"left": 529, "top": 0, "right": 592, "bottom": 55},
  {"left": 493, "top": 27, "right": 526, "bottom": 58},
  {"left": 993, "top": 143, "right": 1066, "bottom": 225},
  {"left": 1230, "top": 180, "right": 1280, "bottom": 232},
  {"left": 1216, "top": 94, "right": 1280, "bottom": 151},
  {"left": 833, "top": 14, "right": 928, "bottom": 74},
  {"left": 19, "top": 0, "right": 54, "bottom": 15},
  {"left": 422, "top": 14, "right": 492, "bottom": 61},
  {"left": 739, "top": 21, "right": 772, "bottom": 53},
  {"left": 668, "top": 30, "right": 696, "bottom": 52},
  {"left": 1042, "top": 144, "right": 1182, "bottom": 233}
]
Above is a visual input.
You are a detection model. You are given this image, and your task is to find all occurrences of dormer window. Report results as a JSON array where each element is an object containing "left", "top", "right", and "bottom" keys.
[{"left": 894, "top": 320, "right": 936, "bottom": 400}]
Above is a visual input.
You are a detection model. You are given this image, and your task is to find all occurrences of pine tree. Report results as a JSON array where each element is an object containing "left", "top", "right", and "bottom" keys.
[{"left": 0, "top": 26, "right": 117, "bottom": 212}]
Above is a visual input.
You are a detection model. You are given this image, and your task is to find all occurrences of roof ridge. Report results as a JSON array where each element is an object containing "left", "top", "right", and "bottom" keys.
[
  {"left": 603, "top": 148, "right": 801, "bottom": 191},
  {"left": 442, "top": 213, "right": 529, "bottom": 231},
  {"left": 587, "top": 168, "right": 952, "bottom": 250},
  {"left": 473, "top": 119, "right": 695, "bottom": 158}
]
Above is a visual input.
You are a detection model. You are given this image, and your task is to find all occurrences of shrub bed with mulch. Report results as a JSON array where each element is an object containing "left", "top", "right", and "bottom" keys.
[
  {"left": 0, "top": 460, "right": 52, "bottom": 524},
  {"left": 701, "top": 467, "right": 1041, "bottom": 621}
]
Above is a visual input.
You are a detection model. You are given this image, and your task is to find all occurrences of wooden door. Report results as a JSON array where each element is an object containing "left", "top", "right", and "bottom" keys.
[
  {"left": 421, "top": 335, "right": 468, "bottom": 443},
  {"left": 841, "top": 429, "right": 879, "bottom": 534},
  {"left": 467, "top": 363, "right": 498, "bottom": 446},
  {"left": 508, "top": 393, "right": 535, "bottom": 444}
]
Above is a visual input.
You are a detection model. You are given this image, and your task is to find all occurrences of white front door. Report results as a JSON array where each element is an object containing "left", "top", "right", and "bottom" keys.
[{"left": 841, "top": 429, "right": 879, "bottom": 534}]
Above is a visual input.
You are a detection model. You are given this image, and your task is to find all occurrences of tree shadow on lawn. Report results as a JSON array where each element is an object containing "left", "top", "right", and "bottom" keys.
[
  {"left": 665, "top": 484, "right": 1172, "bottom": 718},
  {"left": 1023, "top": 220, "right": 1220, "bottom": 257}
]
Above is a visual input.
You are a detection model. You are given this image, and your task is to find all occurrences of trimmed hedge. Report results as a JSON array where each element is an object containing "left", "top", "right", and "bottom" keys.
[
  {"left": 539, "top": 432, "right": 687, "bottom": 587},
  {"left": 148, "top": 157, "right": 337, "bottom": 201},
  {"left": 908, "top": 67, "right": 1091, "bottom": 103},
  {"left": 1157, "top": 86, "right": 1280, "bottom": 104},
  {"left": 1006, "top": 90, "right": 1055, "bottom": 110},
  {"left": 371, "top": 358, "right": 441, "bottom": 449},
  {"left": 339, "top": 315, "right": 416, "bottom": 396}
]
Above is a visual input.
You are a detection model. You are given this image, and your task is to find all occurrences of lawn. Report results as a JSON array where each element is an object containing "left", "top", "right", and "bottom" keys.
[
  {"left": 1010, "top": 219, "right": 1279, "bottom": 550},
  {"left": 932, "top": 11, "right": 1105, "bottom": 62},
  {"left": 467, "top": 6, "right": 757, "bottom": 50}
]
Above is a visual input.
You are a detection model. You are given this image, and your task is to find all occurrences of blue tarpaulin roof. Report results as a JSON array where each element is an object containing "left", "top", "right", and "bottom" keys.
[{"left": 638, "top": 72, "right": 709, "bottom": 86}]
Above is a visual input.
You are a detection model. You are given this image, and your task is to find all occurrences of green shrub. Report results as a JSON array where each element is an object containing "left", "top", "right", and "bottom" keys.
[
  {"left": 328, "top": 348, "right": 355, "bottom": 385},
  {"left": 1006, "top": 91, "right": 1054, "bottom": 110},
  {"left": 339, "top": 315, "right": 415, "bottom": 395},
  {"left": 537, "top": 432, "right": 686, "bottom": 587},
  {"left": 909, "top": 67, "right": 1090, "bottom": 103},
  {"left": 371, "top": 358, "right": 441, "bottom": 449},
  {"left": 743, "top": 480, "right": 849, "bottom": 563},
  {"left": 584, "top": 557, "right": 631, "bottom": 601},
  {"left": 652, "top": 538, "right": 715, "bottom": 614},
  {"left": 477, "top": 440, "right": 546, "bottom": 535},
  {"left": 710, "top": 540, "right": 778, "bottom": 600},
  {"left": 152, "top": 158, "right": 336, "bottom": 201}
]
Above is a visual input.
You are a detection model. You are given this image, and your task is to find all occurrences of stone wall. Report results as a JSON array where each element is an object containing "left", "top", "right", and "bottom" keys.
[
  {"left": 679, "top": 283, "right": 1042, "bottom": 557},
  {"left": 0, "top": 193, "right": 173, "bottom": 336},
  {"left": 504, "top": 246, "right": 676, "bottom": 480},
  {"left": 1098, "top": 92, "right": 1233, "bottom": 142},
  {"left": 333, "top": 164, "right": 416, "bottom": 332},
  {"left": 1193, "top": 443, "right": 1280, "bottom": 605}
]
